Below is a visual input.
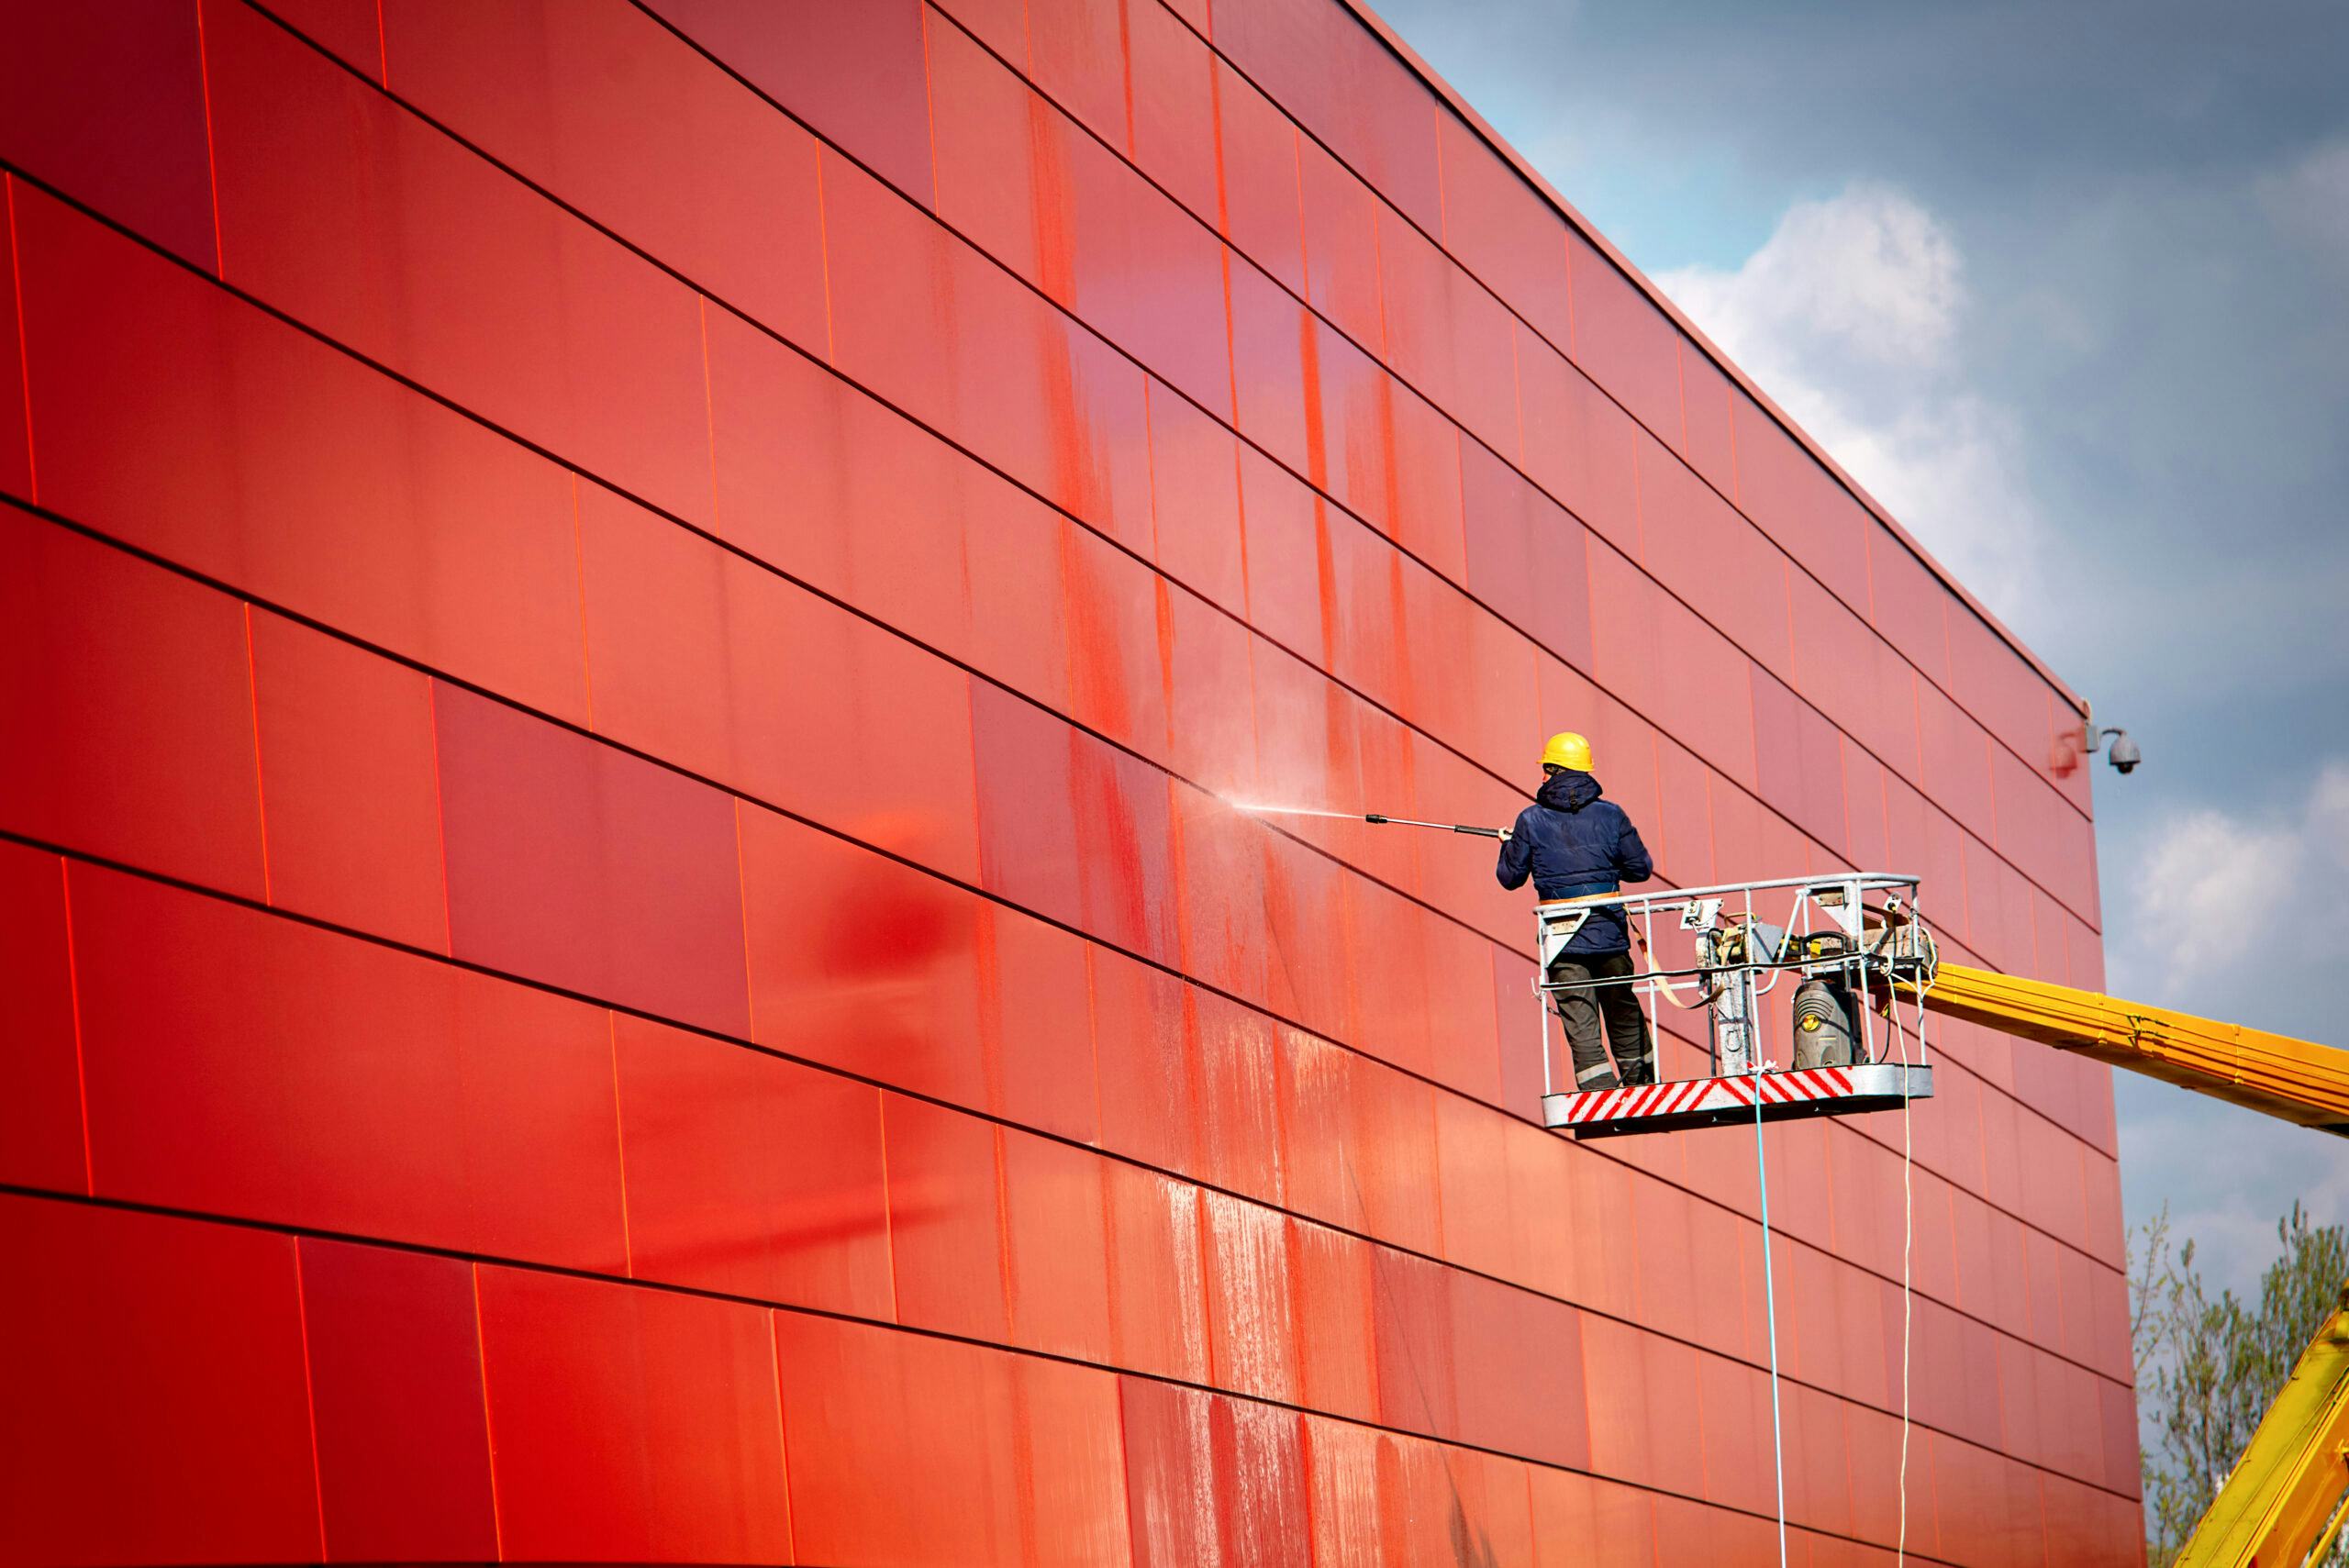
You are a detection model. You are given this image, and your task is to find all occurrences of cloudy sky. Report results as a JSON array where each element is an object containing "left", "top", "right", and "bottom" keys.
[{"left": 1375, "top": 0, "right": 2349, "bottom": 1297}]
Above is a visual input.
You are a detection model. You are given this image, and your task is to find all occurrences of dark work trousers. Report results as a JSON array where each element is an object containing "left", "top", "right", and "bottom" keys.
[{"left": 1549, "top": 949, "right": 1655, "bottom": 1090}]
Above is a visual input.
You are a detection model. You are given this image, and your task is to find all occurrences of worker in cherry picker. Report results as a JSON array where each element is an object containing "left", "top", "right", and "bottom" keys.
[{"left": 1496, "top": 732, "right": 1657, "bottom": 1090}]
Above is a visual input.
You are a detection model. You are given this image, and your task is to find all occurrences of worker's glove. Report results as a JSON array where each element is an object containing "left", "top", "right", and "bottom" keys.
[{"left": 1497, "top": 827, "right": 1513, "bottom": 842}]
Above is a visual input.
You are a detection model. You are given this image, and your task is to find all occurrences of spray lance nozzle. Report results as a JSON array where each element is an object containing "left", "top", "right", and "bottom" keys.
[
  {"left": 1365, "top": 813, "right": 1508, "bottom": 840},
  {"left": 1239, "top": 805, "right": 1508, "bottom": 840}
]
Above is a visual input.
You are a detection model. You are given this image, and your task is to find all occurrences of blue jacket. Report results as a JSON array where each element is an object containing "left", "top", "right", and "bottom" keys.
[{"left": 1496, "top": 770, "right": 1654, "bottom": 953}]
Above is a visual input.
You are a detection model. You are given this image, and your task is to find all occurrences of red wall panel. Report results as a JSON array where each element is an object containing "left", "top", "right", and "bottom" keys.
[
  {"left": 1639, "top": 430, "right": 1795, "bottom": 679},
  {"left": 1379, "top": 202, "right": 1525, "bottom": 458},
  {"left": 0, "top": 502, "right": 265, "bottom": 898},
  {"left": 248, "top": 609, "right": 449, "bottom": 951},
  {"left": 579, "top": 478, "right": 985, "bottom": 881},
  {"left": 0, "top": 1195, "right": 321, "bottom": 1568},
  {"left": 1437, "top": 115, "right": 1573, "bottom": 352},
  {"left": 1516, "top": 328, "right": 1643, "bottom": 558},
  {"left": 1213, "top": 0, "right": 1443, "bottom": 236},
  {"left": 1567, "top": 232, "right": 1686, "bottom": 448},
  {"left": 1190, "top": 986, "right": 1287, "bottom": 1204},
  {"left": 435, "top": 682, "right": 751, "bottom": 1036},
  {"left": 1297, "top": 138, "right": 1383, "bottom": 355},
  {"left": 72, "top": 862, "right": 629, "bottom": 1270},
  {"left": 1201, "top": 1186, "right": 1305, "bottom": 1407},
  {"left": 0, "top": 182, "right": 29, "bottom": 502},
  {"left": 737, "top": 798, "right": 989, "bottom": 1105},
  {"left": 1149, "top": 384, "right": 1251, "bottom": 615},
  {"left": 0, "top": 2, "right": 216, "bottom": 270},
  {"left": 1462, "top": 440, "right": 1597, "bottom": 673},
  {"left": 822, "top": 149, "right": 1157, "bottom": 551},
  {"left": 930, "top": 13, "right": 1065, "bottom": 300},
  {"left": 1733, "top": 388, "right": 1874, "bottom": 614},
  {"left": 1126, "top": 2, "right": 1219, "bottom": 227},
  {"left": 475, "top": 1262, "right": 793, "bottom": 1562},
  {"left": 1, "top": 0, "right": 2129, "bottom": 1558},
  {"left": 206, "top": 0, "right": 714, "bottom": 528},
  {"left": 14, "top": 183, "right": 594, "bottom": 727},
  {"left": 642, "top": 0, "right": 934, "bottom": 207},
  {"left": 266, "top": 0, "right": 384, "bottom": 78},
  {"left": 1102, "top": 1161, "right": 1212, "bottom": 1385},
  {"left": 775, "top": 1310, "right": 1130, "bottom": 1565},
  {"left": 1124, "top": 1379, "right": 1293, "bottom": 1568},
  {"left": 297, "top": 1238, "right": 498, "bottom": 1562},
  {"left": 383, "top": 0, "right": 829, "bottom": 359},
  {"left": 1227, "top": 261, "right": 1315, "bottom": 478},
  {"left": 614, "top": 1012, "right": 895, "bottom": 1317},
  {"left": 998, "top": 1128, "right": 1113, "bottom": 1361},
  {"left": 0, "top": 841, "right": 83, "bottom": 1193},
  {"left": 929, "top": 15, "right": 1230, "bottom": 423},
  {"left": 1676, "top": 341, "right": 1739, "bottom": 495},
  {"left": 1215, "top": 61, "right": 1308, "bottom": 298},
  {"left": 1528, "top": 1466, "right": 1658, "bottom": 1563},
  {"left": 1091, "top": 946, "right": 1197, "bottom": 1173},
  {"left": 884, "top": 1090, "right": 1013, "bottom": 1342}
]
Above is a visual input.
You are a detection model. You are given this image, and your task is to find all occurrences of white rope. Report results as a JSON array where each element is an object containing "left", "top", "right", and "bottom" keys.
[
  {"left": 1896, "top": 918, "right": 1940, "bottom": 1566},
  {"left": 1658, "top": 880, "right": 1934, "bottom": 1568},
  {"left": 1897, "top": 1016, "right": 1916, "bottom": 1562},
  {"left": 1754, "top": 1041, "right": 1789, "bottom": 1567}
]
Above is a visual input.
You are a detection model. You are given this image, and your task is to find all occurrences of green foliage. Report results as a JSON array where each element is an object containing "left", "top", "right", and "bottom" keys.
[{"left": 2131, "top": 1202, "right": 2349, "bottom": 1566}]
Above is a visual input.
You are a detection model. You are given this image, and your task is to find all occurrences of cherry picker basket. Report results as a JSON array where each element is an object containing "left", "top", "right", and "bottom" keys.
[{"left": 1536, "top": 873, "right": 1938, "bottom": 1139}]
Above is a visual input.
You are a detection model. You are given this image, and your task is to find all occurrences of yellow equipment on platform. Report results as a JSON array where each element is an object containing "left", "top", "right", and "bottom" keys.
[{"left": 1909, "top": 962, "right": 2349, "bottom": 1565}]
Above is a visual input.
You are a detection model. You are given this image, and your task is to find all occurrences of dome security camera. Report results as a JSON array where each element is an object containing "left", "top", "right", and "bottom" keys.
[{"left": 2072, "top": 709, "right": 2143, "bottom": 777}]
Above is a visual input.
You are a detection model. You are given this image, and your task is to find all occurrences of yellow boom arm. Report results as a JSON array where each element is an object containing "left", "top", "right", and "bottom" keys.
[
  {"left": 1920, "top": 962, "right": 2349, "bottom": 1138},
  {"left": 1908, "top": 962, "right": 2349, "bottom": 1564},
  {"left": 2175, "top": 1290, "right": 2349, "bottom": 1568}
]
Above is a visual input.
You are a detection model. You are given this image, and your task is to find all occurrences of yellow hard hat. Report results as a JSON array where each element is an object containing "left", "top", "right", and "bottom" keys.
[{"left": 1541, "top": 731, "right": 1593, "bottom": 772}]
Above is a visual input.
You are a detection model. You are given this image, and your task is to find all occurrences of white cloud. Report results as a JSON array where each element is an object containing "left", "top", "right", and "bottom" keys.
[
  {"left": 2108, "top": 761, "right": 2349, "bottom": 1299},
  {"left": 2310, "top": 757, "right": 2349, "bottom": 858},
  {"left": 2258, "top": 138, "right": 2349, "bottom": 268},
  {"left": 2121, "top": 808, "right": 2301, "bottom": 985},
  {"left": 1655, "top": 183, "right": 2044, "bottom": 622},
  {"left": 1666, "top": 183, "right": 1965, "bottom": 369},
  {"left": 2108, "top": 760, "right": 2349, "bottom": 1003}
]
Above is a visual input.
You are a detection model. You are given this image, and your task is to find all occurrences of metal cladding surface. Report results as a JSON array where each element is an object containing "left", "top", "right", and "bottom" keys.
[{"left": 0, "top": 0, "right": 2132, "bottom": 1563}]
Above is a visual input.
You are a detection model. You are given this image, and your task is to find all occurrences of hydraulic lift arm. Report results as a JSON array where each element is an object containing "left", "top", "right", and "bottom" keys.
[
  {"left": 1921, "top": 962, "right": 2349, "bottom": 1138},
  {"left": 2174, "top": 1287, "right": 2349, "bottom": 1568},
  {"left": 1912, "top": 962, "right": 2349, "bottom": 1564}
]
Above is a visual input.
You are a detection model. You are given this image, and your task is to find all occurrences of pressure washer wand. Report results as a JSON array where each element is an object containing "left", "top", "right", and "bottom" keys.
[{"left": 1365, "top": 814, "right": 1510, "bottom": 840}]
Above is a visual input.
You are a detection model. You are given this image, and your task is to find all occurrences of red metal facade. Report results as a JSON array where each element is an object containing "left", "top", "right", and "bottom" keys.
[{"left": 0, "top": 0, "right": 2133, "bottom": 1562}]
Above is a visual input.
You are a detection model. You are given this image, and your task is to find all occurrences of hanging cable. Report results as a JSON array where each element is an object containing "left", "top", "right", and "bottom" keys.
[
  {"left": 1895, "top": 981, "right": 1916, "bottom": 1564},
  {"left": 1753, "top": 1036, "right": 1790, "bottom": 1567},
  {"left": 1895, "top": 914, "right": 1941, "bottom": 1567}
]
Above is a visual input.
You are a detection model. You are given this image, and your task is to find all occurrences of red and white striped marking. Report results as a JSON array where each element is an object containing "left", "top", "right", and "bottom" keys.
[
  {"left": 1560, "top": 1066, "right": 1854, "bottom": 1126},
  {"left": 1544, "top": 1062, "right": 1928, "bottom": 1138}
]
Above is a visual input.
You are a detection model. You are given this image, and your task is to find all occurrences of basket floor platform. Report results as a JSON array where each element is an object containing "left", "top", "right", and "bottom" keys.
[{"left": 1542, "top": 1062, "right": 1934, "bottom": 1139}]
